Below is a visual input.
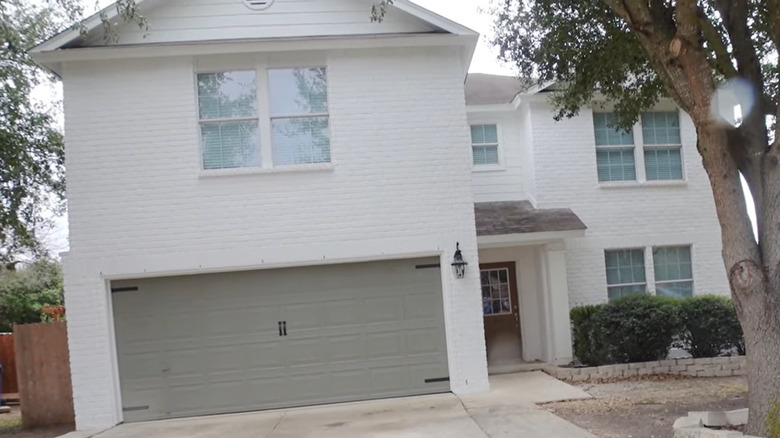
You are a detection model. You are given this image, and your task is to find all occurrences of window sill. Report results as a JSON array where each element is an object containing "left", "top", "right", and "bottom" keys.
[
  {"left": 598, "top": 179, "right": 688, "bottom": 189},
  {"left": 472, "top": 165, "right": 506, "bottom": 173},
  {"left": 199, "top": 163, "right": 335, "bottom": 178}
]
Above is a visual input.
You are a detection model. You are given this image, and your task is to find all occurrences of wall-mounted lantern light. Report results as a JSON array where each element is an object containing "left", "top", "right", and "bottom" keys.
[{"left": 451, "top": 242, "right": 468, "bottom": 279}]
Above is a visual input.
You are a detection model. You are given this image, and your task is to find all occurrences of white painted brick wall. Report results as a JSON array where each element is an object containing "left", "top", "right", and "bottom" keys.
[
  {"left": 527, "top": 100, "right": 729, "bottom": 306},
  {"left": 61, "top": 46, "right": 488, "bottom": 431},
  {"left": 468, "top": 111, "right": 528, "bottom": 202}
]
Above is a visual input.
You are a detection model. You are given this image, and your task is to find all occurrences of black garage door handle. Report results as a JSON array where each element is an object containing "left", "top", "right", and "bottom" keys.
[
  {"left": 282, "top": 321, "right": 287, "bottom": 336},
  {"left": 278, "top": 321, "right": 283, "bottom": 337}
]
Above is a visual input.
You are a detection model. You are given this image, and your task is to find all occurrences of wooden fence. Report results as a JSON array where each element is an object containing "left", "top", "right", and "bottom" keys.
[
  {"left": 0, "top": 333, "right": 18, "bottom": 395},
  {"left": 14, "top": 322, "right": 74, "bottom": 428}
]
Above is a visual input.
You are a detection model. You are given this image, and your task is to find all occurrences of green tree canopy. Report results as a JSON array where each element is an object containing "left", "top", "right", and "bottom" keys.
[
  {"left": 0, "top": 258, "right": 63, "bottom": 332},
  {"left": 491, "top": 1, "right": 779, "bottom": 435}
]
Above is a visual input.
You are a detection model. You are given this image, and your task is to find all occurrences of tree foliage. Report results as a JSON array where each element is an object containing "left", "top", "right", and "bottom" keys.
[
  {"left": 493, "top": 1, "right": 779, "bottom": 435},
  {"left": 0, "top": 258, "right": 63, "bottom": 332},
  {"left": 0, "top": 0, "right": 66, "bottom": 267},
  {"left": 493, "top": 0, "right": 778, "bottom": 132},
  {"left": 0, "top": 0, "right": 147, "bottom": 267}
]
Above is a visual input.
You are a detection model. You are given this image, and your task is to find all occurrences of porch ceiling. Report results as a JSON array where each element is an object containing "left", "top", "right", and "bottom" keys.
[{"left": 474, "top": 201, "right": 587, "bottom": 237}]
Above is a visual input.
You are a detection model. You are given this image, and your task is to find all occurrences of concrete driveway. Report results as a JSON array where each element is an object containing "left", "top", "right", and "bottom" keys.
[{"left": 65, "top": 372, "right": 598, "bottom": 438}]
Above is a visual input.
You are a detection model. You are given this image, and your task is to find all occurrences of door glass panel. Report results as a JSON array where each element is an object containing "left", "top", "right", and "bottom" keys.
[{"left": 480, "top": 268, "right": 513, "bottom": 316}]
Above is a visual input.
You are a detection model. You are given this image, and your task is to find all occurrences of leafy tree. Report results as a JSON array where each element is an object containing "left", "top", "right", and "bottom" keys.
[
  {"left": 491, "top": 0, "right": 779, "bottom": 434},
  {"left": 0, "top": 0, "right": 65, "bottom": 267},
  {"left": 0, "top": 258, "right": 64, "bottom": 332},
  {"left": 0, "top": 0, "right": 147, "bottom": 267}
]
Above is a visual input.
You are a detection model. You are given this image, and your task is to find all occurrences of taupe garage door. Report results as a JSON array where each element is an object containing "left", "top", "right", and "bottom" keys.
[{"left": 111, "top": 258, "right": 449, "bottom": 422}]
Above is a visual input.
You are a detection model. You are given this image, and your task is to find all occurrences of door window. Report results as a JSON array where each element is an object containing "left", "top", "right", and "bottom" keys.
[{"left": 480, "top": 268, "right": 512, "bottom": 316}]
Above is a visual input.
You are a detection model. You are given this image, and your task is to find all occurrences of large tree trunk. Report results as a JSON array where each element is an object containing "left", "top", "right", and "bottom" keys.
[{"left": 697, "top": 124, "right": 780, "bottom": 437}]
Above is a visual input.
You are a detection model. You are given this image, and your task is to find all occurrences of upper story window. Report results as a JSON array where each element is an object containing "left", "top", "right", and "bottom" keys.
[
  {"left": 605, "top": 249, "right": 647, "bottom": 301},
  {"left": 196, "top": 67, "right": 330, "bottom": 171},
  {"left": 593, "top": 113, "right": 636, "bottom": 182},
  {"left": 198, "top": 71, "right": 260, "bottom": 170},
  {"left": 642, "top": 112, "right": 683, "bottom": 180},
  {"left": 269, "top": 68, "right": 330, "bottom": 166},
  {"left": 471, "top": 124, "right": 499, "bottom": 166},
  {"left": 653, "top": 246, "right": 693, "bottom": 298}
]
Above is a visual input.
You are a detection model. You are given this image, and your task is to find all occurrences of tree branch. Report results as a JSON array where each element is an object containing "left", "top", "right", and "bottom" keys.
[
  {"left": 714, "top": 1, "right": 763, "bottom": 86},
  {"left": 698, "top": 14, "right": 737, "bottom": 78}
]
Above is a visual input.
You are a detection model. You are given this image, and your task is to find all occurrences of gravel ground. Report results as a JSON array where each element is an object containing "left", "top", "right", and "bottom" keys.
[
  {"left": 0, "top": 406, "right": 73, "bottom": 438},
  {"left": 545, "top": 376, "right": 748, "bottom": 438}
]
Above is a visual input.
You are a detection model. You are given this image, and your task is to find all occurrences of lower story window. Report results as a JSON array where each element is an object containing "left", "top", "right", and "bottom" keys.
[
  {"left": 605, "top": 249, "right": 647, "bottom": 301},
  {"left": 653, "top": 246, "right": 694, "bottom": 298}
]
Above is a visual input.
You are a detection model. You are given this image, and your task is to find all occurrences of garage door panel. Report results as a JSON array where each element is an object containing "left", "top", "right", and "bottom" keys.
[
  {"left": 324, "top": 335, "right": 364, "bottom": 361},
  {"left": 324, "top": 300, "right": 363, "bottom": 326},
  {"left": 113, "top": 257, "right": 448, "bottom": 422},
  {"left": 363, "top": 296, "right": 404, "bottom": 322}
]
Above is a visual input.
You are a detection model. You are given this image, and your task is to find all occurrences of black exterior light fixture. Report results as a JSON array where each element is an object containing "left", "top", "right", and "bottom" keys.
[{"left": 451, "top": 242, "right": 468, "bottom": 279}]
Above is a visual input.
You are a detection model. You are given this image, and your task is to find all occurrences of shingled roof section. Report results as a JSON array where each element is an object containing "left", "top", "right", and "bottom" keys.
[{"left": 474, "top": 201, "right": 587, "bottom": 236}]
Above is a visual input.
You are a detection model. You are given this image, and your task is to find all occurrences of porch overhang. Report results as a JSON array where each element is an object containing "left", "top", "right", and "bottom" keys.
[{"left": 475, "top": 201, "right": 587, "bottom": 248}]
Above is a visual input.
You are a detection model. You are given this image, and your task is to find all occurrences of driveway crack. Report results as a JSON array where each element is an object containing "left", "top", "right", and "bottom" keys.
[
  {"left": 267, "top": 412, "right": 286, "bottom": 437},
  {"left": 456, "top": 396, "right": 491, "bottom": 438}
]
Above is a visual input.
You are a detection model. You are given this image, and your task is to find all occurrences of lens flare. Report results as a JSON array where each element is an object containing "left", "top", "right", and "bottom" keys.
[{"left": 711, "top": 78, "right": 756, "bottom": 127}]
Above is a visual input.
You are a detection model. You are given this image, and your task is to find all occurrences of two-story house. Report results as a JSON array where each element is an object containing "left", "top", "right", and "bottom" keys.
[
  {"left": 466, "top": 74, "right": 729, "bottom": 369},
  {"left": 31, "top": 0, "right": 728, "bottom": 432}
]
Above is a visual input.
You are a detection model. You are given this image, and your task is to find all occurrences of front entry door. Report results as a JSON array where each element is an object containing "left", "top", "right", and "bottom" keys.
[{"left": 480, "top": 262, "right": 522, "bottom": 364}]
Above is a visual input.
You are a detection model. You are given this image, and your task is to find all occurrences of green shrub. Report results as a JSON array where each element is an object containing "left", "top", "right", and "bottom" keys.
[
  {"left": 571, "top": 304, "right": 608, "bottom": 366},
  {"left": 0, "top": 259, "right": 64, "bottom": 332},
  {"left": 595, "top": 294, "right": 681, "bottom": 363},
  {"left": 679, "top": 295, "right": 744, "bottom": 357}
]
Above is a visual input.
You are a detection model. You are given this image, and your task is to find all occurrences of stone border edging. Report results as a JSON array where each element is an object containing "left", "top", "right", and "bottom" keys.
[{"left": 546, "top": 356, "right": 746, "bottom": 382}]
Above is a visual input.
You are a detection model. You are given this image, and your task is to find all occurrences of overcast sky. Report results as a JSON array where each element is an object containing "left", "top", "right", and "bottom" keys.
[{"left": 412, "top": 0, "right": 515, "bottom": 75}]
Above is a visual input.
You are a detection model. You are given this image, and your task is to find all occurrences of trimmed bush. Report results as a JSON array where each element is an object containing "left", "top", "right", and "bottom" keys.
[
  {"left": 679, "top": 295, "right": 744, "bottom": 357},
  {"left": 570, "top": 294, "right": 744, "bottom": 366},
  {"left": 571, "top": 304, "right": 607, "bottom": 366},
  {"left": 594, "top": 294, "right": 681, "bottom": 363}
]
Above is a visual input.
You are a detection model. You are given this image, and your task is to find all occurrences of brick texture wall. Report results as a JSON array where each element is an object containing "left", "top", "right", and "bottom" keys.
[
  {"left": 61, "top": 46, "right": 488, "bottom": 430},
  {"left": 527, "top": 100, "right": 729, "bottom": 306}
]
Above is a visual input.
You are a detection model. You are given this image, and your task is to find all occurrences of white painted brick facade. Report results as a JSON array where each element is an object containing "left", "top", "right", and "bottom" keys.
[
  {"left": 527, "top": 100, "right": 729, "bottom": 306},
  {"left": 469, "top": 97, "right": 728, "bottom": 309},
  {"left": 61, "top": 46, "right": 489, "bottom": 431}
]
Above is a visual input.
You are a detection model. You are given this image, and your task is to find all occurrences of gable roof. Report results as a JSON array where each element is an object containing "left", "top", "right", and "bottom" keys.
[
  {"left": 32, "top": 0, "right": 477, "bottom": 53},
  {"left": 465, "top": 73, "right": 557, "bottom": 106},
  {"left": 465, "top": 74, "right": 525, "bottom": 106}
]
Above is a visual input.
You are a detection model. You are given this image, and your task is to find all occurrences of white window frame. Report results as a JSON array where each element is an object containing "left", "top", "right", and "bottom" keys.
[
  {"left": 593, "top": 112, "right": 638, "bottom": 183},
  {"left": 268, "top": 67, "right": 331, "bottom": 167},
  {"left": 604, "top": 248, "right": 648, "bottom": 301},
  {"left": 470, "top": 123, "right": 504, "bottom": 171},
  {"left": 593, "top": 107, "right": 689, "bottom": 187},
  {"left": 640, "top": 111, "right": 686, "bottom": 182},
  {"left": 652, "top": 245, "right": 695, "bottom": 297},
  {"left": 194, "top": 56, "right": 332, "bottom": 175},
  {"left": 196, "top": 70, "right": 261, "bottom": 171}
]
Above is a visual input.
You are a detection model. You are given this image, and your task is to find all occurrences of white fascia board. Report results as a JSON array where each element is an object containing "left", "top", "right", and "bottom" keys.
[
  {"left": 466, "top": 103, "right": 520, "bottom": 114},
  {"left": 394, "top": 0, "right": 479, "bottom": 36},
  {"left": 31, "top": 0, "right": 477, "bottom": 53},
  {"left": 477, "top": 230, "right": 585, "bottom": 249},
  {"left": 30, "top": 1, "right": 146, "bottom": 53},
  {"left": 31, "top": 33, "right": 475, "bottom": 73}
]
